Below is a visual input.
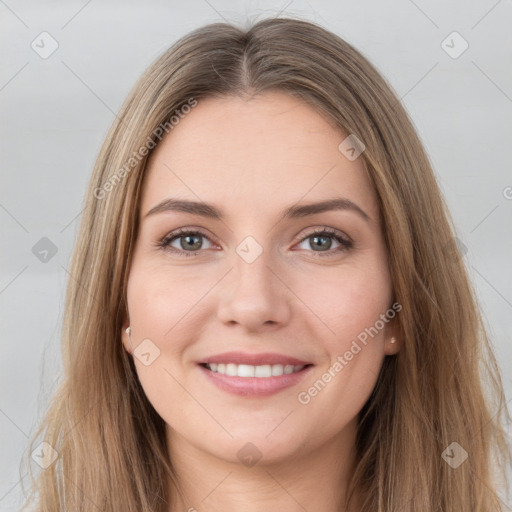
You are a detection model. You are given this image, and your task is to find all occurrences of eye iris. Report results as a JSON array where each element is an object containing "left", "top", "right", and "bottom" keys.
[
  {"left": 310, "top": 235, "right": 332, "bottom": 251},
  {"left": 181, "top": 234, "right": 202, "bottom": 250}
]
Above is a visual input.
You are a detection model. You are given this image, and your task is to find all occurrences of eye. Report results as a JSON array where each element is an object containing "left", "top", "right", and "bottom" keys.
[
  {"left": 295, "top": 228, "right": 353, "bottom": 255},
  {"left": 157, "top": 226, "right": 353, "bottom": 257},
  {"left": 158, "top": 228, "right": 215, "bottom": 256}
]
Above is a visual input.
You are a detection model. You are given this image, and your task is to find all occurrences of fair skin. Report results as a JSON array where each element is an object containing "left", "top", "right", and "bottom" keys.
[{"left": 122, "top": 91, "right": 399, "bottom": 512}]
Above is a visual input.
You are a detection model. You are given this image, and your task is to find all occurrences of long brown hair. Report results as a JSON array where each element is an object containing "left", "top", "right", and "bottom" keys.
[{"left": 21, "top": 17, "right": 510, "bottom": 511}]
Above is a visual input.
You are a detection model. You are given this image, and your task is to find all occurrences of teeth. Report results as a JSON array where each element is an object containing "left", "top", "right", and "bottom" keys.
[
  {"left": 284, "top": 365, "right": 294, "bottom": 374},
  {"left": 272, "top": 364, "right": 283, "bottom": 376},
  {"left": 205, "top": 363, "right": 305, "bottom": 377},
  {"left": 226, "top": 363, "right": 237, "bottom": 376}
]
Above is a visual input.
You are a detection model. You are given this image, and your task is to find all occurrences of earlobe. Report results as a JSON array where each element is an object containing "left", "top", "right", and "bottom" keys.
[
  {"left": 385, "top": 335, "right": 400, "bottom": 355},
  {"left": 121, "top": 325, "right": 133, "bottom": 354}
]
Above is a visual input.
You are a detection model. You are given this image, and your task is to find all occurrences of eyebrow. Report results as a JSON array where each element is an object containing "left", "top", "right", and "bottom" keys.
[{"left": 144, "top": 197, "right": 371, "bottom": 223}]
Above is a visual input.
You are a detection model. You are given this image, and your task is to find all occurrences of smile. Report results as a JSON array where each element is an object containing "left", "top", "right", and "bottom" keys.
[
  {"left": 202, "top": 362, "right": 306, "bottom": 377},
  {"left": 198, "top": 356, "right": 313, "bottom": 397}
]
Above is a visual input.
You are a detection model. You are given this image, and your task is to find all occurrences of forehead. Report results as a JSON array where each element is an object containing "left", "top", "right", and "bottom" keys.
[{"left": 140, "top": 91, "right": 379, "bottom": 222}]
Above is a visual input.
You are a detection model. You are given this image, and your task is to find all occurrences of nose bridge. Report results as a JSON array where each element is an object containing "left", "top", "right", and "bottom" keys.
[
  {"left": 216, "top": 237, "right": 291, "bottom": 330},
  {"left": 234, "top": 246, "right": 274, "bottom": 294}
]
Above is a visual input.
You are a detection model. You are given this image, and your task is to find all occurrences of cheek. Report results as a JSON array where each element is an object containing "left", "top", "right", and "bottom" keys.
[
  {"left": 292, "top": 259, "right": 392, "bottom": 348},
  {"left": 125, "top": 261, "right": 216, "bottom": 400},
  {"left": 127, "top": 261, "right": 211, "bottom": 339},
  {"left": 291, "top": 261, "right": 392, "bottom": 429},
  {"left": 125, "top": 265, "right": 200, "bottom": 425},
  {"left": 292, "top": 261, "right": 391, "bottom": 398}
]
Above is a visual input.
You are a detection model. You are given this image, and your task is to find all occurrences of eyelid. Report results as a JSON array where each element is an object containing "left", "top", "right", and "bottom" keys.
[{"left": 295, "top": 226, "right": 352, "bottom": 243}]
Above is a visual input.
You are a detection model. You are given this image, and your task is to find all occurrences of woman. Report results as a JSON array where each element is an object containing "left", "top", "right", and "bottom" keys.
[{"left": 22, "top": 17, "right": 510, "bottom": 511}]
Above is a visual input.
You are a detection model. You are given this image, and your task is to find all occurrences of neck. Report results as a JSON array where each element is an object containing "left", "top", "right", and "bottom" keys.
[{"left": 165, "top": 421, "right": 361, "bottom": 512}]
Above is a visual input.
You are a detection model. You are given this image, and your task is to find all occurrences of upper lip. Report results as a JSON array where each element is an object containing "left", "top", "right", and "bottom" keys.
[{"left": 199, "top": 352, "right": 312, "bottom": 366}]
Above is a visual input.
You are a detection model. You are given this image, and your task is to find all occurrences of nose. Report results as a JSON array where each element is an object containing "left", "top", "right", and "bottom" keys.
[{"left": 216, "top": 252, "right": 292, "bottom": 332}]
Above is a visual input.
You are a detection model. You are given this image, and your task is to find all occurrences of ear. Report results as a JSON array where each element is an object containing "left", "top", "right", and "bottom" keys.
[
  {"left": 121, "top": 319, "right": 133, "bottom": 355},
  {"left": 383, "top": 317, "right": 401, "bottom": 356}
]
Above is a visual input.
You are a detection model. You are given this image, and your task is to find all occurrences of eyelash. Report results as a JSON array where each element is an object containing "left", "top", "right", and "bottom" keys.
[{"left": 156, "top": 227, "right": 353, "bottom": 258}]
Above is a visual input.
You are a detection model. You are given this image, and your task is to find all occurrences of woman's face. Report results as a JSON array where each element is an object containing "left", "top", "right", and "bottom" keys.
[{"left": 122, "top": 91, "right": 399, "bottom": 465}]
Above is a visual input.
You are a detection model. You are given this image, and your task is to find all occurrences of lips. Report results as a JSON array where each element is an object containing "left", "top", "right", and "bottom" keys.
[
  {"left": 197, "top": 351, "right": 314, "bottom": 397},
  {"left": 199, "top": 351, "right": 311, "bottom": 366}
]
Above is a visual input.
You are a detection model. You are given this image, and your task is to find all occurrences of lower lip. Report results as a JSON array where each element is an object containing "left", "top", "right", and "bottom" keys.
[{"left": 198, "top": 364, "right": 313, "bottom": 397}]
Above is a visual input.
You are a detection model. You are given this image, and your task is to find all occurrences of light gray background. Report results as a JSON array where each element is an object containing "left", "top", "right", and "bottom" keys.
[{"left": 1, "top": 1, "right": 511, "bottom": 510}]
